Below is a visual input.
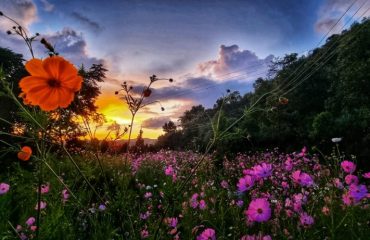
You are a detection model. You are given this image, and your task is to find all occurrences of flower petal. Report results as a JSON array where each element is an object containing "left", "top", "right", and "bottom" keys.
[
  {"left": 19, "top": 76, "right": 48, "bottom": 92},
  {"left": 43, "top": 56, "right": 63, "bottom": 80},
  {"left": 25, "top": 59, "right": 49, "bottom": 78}
]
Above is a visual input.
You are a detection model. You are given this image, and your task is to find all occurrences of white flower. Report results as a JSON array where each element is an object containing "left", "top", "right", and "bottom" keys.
[{"left": 331, "top": 138, "right": 342, "bottom": 143}]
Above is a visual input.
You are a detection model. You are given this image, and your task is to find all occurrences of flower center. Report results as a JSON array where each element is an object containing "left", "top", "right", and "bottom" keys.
[
  {"left": 47, "top": 79, "right": 61, "bottom": 88},
  {"left": 257, "top": 208, "right": 263, "bottom": 214}
]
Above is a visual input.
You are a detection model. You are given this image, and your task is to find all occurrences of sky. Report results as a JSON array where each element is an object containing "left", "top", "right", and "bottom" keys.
[{"left": 1, "top": 0, "right": 369, "bottom": 140}]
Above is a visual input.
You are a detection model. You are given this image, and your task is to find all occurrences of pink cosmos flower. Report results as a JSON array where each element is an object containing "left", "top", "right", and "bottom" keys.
[
  {"left": 299, "top": 212, "right": 314, "bottom": 227},
  {"left": 190, "top": 193, "right": 199, "bottom": 209},
  {"left": 144, "top": 192, "right": 152, "bottom": 199},
  {"left": 253, "top": 163, "right": 272, "bottom": 179},
  {"left": 333, "top": 178, "right": 344, "bottom": 189},
  {"left": 40, "top": 183, "right": 49, "bottom": 194},
  {"left": 341, "top": 160, "right": 356, "bottom": 174},
  {"left": 284, "top": 157, "right": 293, "bottom": 171},
  {"left": 34, "top": 201, "right": 47, "bottom": 210},
  {"left": 199, "top": 199, "right": 207, "bottom": 210},
  {"left": 363, "top": 172, "right": 370, "bottom": 179},
  {"left": 292, "top": 170, "right": 314, "bottom": 187},
  {"left": 281, "top": 181, "right": 289, "bottom": 189},
  {"left": 344, "top": 175, "right": 359, "bottom": 185},
  {"left": 141, "top": 229, "right": 149, "bottom": 239},
  {"left": 0, "top": 183, "right": 10, "bottom": 195},
  {"left": 237, "top": 175, "right": 255, "bottom": 193},
  {"left": 62, "top": 189, "right": 70, "bottom": 202},
  {"left": 30, "top": 225, "right": 37, "bottom": 232},
  {"left": 197, "top": 228, "right": 216, "bottom": 240},
  {"left": 245, "top": 198, "right": 271, "bottom": 222},
  {"left": 220, "top": 180, "right": 229, "bottom": 189},
  {"left": 342, "top": 192, "right": 355, "bottom": 206},
  {"left": 26, "top": 217, "right": 36, "bottom": 226},
  {"left": 165, "top": 217, "right": 178, "bottom": 228},
  {"left": 322, "top": 206, "right": 330, "bottom": 216},
  {"left": 165, "top": 165, "right": 174, "bottom": 176}
]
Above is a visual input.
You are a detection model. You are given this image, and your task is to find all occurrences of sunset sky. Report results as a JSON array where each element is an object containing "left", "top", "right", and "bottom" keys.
[{"left": 1, "top": 0, "right": 369, "bottom": 139}]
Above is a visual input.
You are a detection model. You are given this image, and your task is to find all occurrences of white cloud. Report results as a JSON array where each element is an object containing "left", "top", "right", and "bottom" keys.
[
  {"left": 0, "top": 0, "right": 38, "bottom": 31},
  {"left": 40, "top": 0, "right": 54, "bottom": 12}
]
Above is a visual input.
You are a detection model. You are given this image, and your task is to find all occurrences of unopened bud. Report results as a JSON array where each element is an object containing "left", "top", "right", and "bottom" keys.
[
  {"left": 6, "top": 30, "right": 11, "bottom": 35},
  {"left": 0, "top": 11, "right": 3, "bottom": 16},
  {"left": 115, "top": 91, "right": 119, "bottom": 95},
  {"left": 161, "top": 107, "right": 165, "bottom": 111},
  {"left": 169, "top": 78, "right": 173, "bottom": 82}
]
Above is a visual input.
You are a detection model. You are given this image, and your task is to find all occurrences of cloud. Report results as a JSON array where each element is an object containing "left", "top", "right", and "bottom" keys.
[
  {"left": 70, "top": 11, "right": 103, "bottom": 32},
  {"left": 141, "top": 116, "right": 171, "bottom": 129},
  {"left": 40, "top": 0, "right": 54, "bottom": 12},
  {"left": 35, "top": 27, "right": 104, "bottom": 67},
  {"left": 198, "top": 44, "right": 273, "bottom": 81},
  {"left": 315, "top": 0, "right": 370, "bottom": 33},
  {"left": 0, "top": 0, "right": 38, "bottom": 31}
]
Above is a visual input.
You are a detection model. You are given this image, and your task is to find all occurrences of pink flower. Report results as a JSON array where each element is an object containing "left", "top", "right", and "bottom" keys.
[
  {"left": 281, "top": 181, "right": 289, "bottom": 189},
  {"left": 237, "top": 175, "right": 255, "bottom": 193},
  {"left": 190, "top": 193, "right": 199, "bottom": 209},
  {"left": 341, "top": 160, "right": 356, "bottom": 174},
  {"left": 363, "top": 172, "right": 370, "bottom": 179},
  {"left": 165, "top": 217, "right": 178, "bottom": 228},
  {"left": 241, "top": 234, "right": 272, "bottom": 240},
  {"left": 165, "top": 165, "right": 174, "bottom": 176},
  {"left": 245, "top": 198, "right": 271, "bottom": 222},
  {"left": 26, "top": 217, "right": 36, "bottom": 226},
  {"left": 220, "top": 180, "right": 229, "bottom": 189},
  {"left": 199, "top": 200, "right": 207, "bottom": 210},
  {"left": 62, "top": 189, "right": 69, "bottom": 202},
  {"left": 333, "top": 178, "right": 344, "bottom": 189},
  {"left": 0, "top": 182, "right": 10, "bottom": 195},
  {"left": 342, "top": 192, "right": 355, "bottom": 206},
  {"left": 40, "top": 183, "right": 49, "bottom": 194},
  {"left": 34, "top": 201, "right": 47, "bottom": 210},
  {"left": 253, "top": 163, "right": 272, "bottom": 178},
  {"left": 144, "top": 192, "right": 152, "bottom": 199},
  {"left": 284, "top": 157, "right": 293, "bottom": 171},
  {"left": 141, "top": 229, "right": 149, "bottom": 239},
  {"left": 322, "top": 206, "right": 330, "bottom": 216},
  {"left": 344, "top": 175, "right": 358, "bottom": 185},
  {"left": 30, "top": 225, "right": 37, "bottom": 232},
  {"left": 299, "top": 212, "right": 314, "bottom": 227},
  {"left": 236, "top": 200, "right": 244, "bottom": 207},
  {"left": 197, "top": 228, "right": 216, "bottom": 240},
  {"left": 292, "top": 170, "right": 314, "bottom": 187}
]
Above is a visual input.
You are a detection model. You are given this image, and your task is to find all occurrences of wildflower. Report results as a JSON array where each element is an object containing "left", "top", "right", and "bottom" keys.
[
  {"left": 165, "top": 217, "right": 178, "bottom": 228},
  {"left": 236, "top": 200, "right": 244, "bottom": 207},
  {"left": 165, "top": 165, "right": 174, "bottom": 176},
  {"left": 284, "top": 157, "right": 293, "bottom": 171},
  {"left": 62, "top": 189, "right": 70, "bottom": 202},
  {"left": 17, "top": 146, "right": 32, "bottom": 161},
  {"left": 342, "top": 192, "right": 355, "bottom": 206},
  {"left": 220, "top": 180, "right": 229, "bottom": 189},
  {"left": 190, "top": 193, "right": 199, "bottom": 209},
  {"left": 299, "top": 212, "right": 314, "bottom": 227},
  {"left": 26, "top": 217, "right": 36, "bottom": 226},
  {"left": 344, "top": 175, "right": 358, "bottom": 185},
  {"left": 253, "top": 163, "right": 272, "bottom": 179},
  {"left": 331, "top": 138, "right": 342, "bottom": 143},
  {"left": 333, "top": 178, "right": 344, "bottom": 189},
  {"left": 141, "top": 229, "right": 149, "bottom": 239},
  {"left": 322, "top": 206, "right": 330, "bottom": 216},
  {"left": 19, "top": 56, "right": 82, "bottom": 111},
  {"left": 40, "top": 183, "right": 49, "bottom": 194},
  {"left": 34, "top": 201, "right": 47, "bottom": 210},
  {"left": 292, "top": 170, "right": 314, "bottom": 187},
  {"left": 144, "top": 192, "right": 152, "bottom": 199},
  {"left": 197, "top": 228, "right": 216, "bottom": 240},
  {"left": 199, "top": 199, "right": 207, "bottom": 210},
  {"left": 237, "top": 175, "right": 255, "bottom": 193},
  {"left": 0, "top": 183, "right": 10, "bottom": 195},
  {"left": 349, "top": 184, "right": 368, "bottom": 202},
  {"left": 341, "top": 161, "right": 356, "bottom": 174},
  {"left": 363, "top": 172, "right": 370, "bottom": 179},
  {"left": 30, "top": 225, "right": 37, "bottom": 232},
  {"left": 245, "top": 198, "right": 271, "bottom": 222},
  {"left": 98, "top": 204, "right": 106, "bottom": 211}
]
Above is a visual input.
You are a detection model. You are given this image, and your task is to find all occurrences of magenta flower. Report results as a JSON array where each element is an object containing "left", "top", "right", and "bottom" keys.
[
  {"left": 299, "top": 212, "right": 314, "bottom": 227},
  {"left": 341, "top": 160, "right": 356, "bottom": 174},
  {"left": 144, "top": 192, "right": 152, "bottom": 199},
  {"left": 349, "top": 184, "right": 368, "bottom": 202},
  {"left": 62, "top": 189, "right": 70, "bottom": 202},
  {"left": 284, "top": 157, "right": 293, "bottom": 171},
  {"left": 237, "top": 175, "right": 255, "bottom": 193},
  {"left": 245, "top": 198, "right": 271, "bottom": 222},
  {"left": 363, "top": 172, "right": 370, "bottom": 179},
  {"left": 0, "top": 182, "right": 10, "bottom": 195},
  {"left": 241, "top": 234, "right": 272, "bottom": 240},
  {"left": 34, "top": 201, "right": 47, "bottom": 210},
  {"left": 165, "top": 165, "right": 174, "bottom": 176},
  {"left": 344, "top": 175, "right": 359, "bottom": 185},
  {"left": 199, "top": 199, "right": 207, "bottom": 210},
  {"left": 190, "top": 193, "right": 199, "bottom": 209},
  {"left": 197, "top": 228, "right": 216, "bottom": 240},
  {"left": 40, "top": 183, "right": 50, "bottom": 194},
  {"left": 165, "top": 217, "right": 178, "bottom": 228},
  {"left": 253, "top": 163, "right": 272, "bottom": 178},
  {"left": 220, "top": 180, "right": 229, "bottom": 189},
  {"left": 25, "top": 217, "right": 36, "bottom": 226},
  {"left": 333, "top": 178, "right": 344, "bottom": 189},
  {"left": 141, "top": 229, "right": 149, "bottom": 239},
  {"left": 292, "top": 170, "right": 314, "bottom": 187},
  {"left": 236, "top": 200, "right": 244, "bottom": 207},
  {"left": 342, "top": 192, "right": 355, "bottom": 206}
]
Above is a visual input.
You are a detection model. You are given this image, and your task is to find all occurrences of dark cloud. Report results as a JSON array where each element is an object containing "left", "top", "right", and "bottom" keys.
[
  {"left": 146, "top": 58, "right": 188, "bottom": 75},
  {"left": 35, "top": 28, "right": 104, "bottom": 67},
  {"left": 70, "top": 11, "right": 103, "bottom": 32},
  {"left": 198, "top": 44, "right": 273, "bottom": 80},
  {"left": 141, "top": 116, "right": 171, "bottom": 129}
]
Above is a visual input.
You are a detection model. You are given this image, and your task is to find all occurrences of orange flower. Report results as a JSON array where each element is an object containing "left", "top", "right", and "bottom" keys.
[
  {"left": 19, "top": 56, "right": 82, "bottom": 111},
  {"left": 17, "top": 146, "right": 32, "bottom": 161}
]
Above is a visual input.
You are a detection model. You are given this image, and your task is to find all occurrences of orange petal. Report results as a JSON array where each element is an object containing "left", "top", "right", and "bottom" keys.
[
  {"left": 59, "top": 59, "right": 78, "bottom": 81},
  {"left": 19, "top": 76, "right": 48, "bottom": 92},
  {"left": 43, "top": 56, "right": 64, "bottom": 80},
  {"left": 25, "top": 59, "right": 49, "bottom": 78},
  {"left": 26, "top": 87, "right": 53, "bottom": 106},
  {"left": 58, "top": 88, "right": 75, "bottom": 108},
  {"left": 61, "top": 75, "right": 83, "bottom": 92}
]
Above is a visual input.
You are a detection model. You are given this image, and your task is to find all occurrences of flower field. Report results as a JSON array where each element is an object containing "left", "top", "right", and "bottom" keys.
[{"left": 1, "top": 148, "right": 369, "bottom": 239}]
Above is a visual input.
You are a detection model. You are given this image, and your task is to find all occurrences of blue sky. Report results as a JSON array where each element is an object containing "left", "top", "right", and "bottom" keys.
[{"left": 1, "top": 0, "right": 369, "bottom": 137}]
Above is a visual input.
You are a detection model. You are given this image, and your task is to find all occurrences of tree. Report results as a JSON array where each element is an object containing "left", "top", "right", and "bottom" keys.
[{"left": 162, "top": 121, "right": 176, "bottom": 133}]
